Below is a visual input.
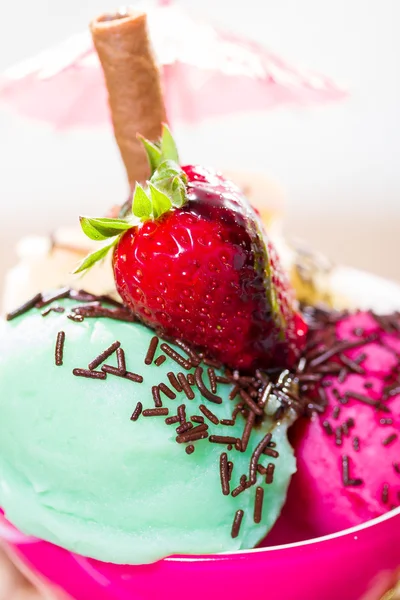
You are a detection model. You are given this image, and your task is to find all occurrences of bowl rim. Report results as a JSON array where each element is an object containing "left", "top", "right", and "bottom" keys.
[{"left": 166, "top": 507, "right": 400, "bottom": 562}]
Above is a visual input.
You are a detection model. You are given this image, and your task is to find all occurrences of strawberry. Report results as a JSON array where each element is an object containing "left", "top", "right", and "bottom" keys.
[{"left": 76, "top": 125, "right": 307, "bottom": 371}]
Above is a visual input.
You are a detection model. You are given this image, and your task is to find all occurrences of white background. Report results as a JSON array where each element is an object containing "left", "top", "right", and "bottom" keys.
[{"left": 0, "top": 0, "right": 399, "bottom": 291}]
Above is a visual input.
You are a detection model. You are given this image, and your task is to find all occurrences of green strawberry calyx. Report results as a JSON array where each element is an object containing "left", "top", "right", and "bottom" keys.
[{"left": 74, "top": 124, "right": 188, "bottom": 274}]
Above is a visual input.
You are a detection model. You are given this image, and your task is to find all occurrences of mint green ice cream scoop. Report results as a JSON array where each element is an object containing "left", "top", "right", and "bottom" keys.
[{"left": 0, "top": 297, "right": 296, "bottom": 564}]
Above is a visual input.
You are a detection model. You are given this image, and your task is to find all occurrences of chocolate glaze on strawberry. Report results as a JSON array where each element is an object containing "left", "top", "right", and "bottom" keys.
[
  {"left": 113, "top": 164, "right": 306, "bottom": 371},
  {"left": 77, "top": 125, "right": 307, "bottom": 372}
]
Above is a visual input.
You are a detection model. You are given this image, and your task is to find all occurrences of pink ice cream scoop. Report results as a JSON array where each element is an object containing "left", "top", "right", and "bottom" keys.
[{"left": 286, "top": 310, "right": 400, "bottom": 537}]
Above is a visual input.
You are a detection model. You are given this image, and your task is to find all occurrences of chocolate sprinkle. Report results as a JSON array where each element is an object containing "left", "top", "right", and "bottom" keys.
[
  {"left": 321, "top": 380, "right": 333, "bottom": 388},
  {"left": 73, "top": 368, "right": 106, "bottom": 380},
  {"left": 231, "top": 484, "right": 246, "bottom": 498},
  {"left": 208, "top": 368, "right": 217, "bottom": 393},
  {"left": 88, "top": 341, "right": 120, "bottom": 371},
  {"left": 341, "top": 421, "right": 350, "bottom": 437},
  {"left": 6, "top": 292, "right": 42, "bottom": 321},
  {"left": 167, "top": 372, "right": 183, "bottom": 393},
  {"left": 42, "top": 306, "right": 65, "bottom": 317},
  {"left": 72, "top": 305, "right": 135, "bottom": 323},
  {"left": 335, "top": 426, "right": 343, "bottom": 447},
  {"left": 332, "top": 406, "right": 341, "bottom": 420},
  {"left": 185, "top": 445, "right": 195, "bottom": 455},
  {"left": 71, "top": 303, "right": 136, "bottom": 322},
  {"left": 298, "top": 374, "right": 322, "bottom": 384},
  {"left": 191, "top": 415, "right": 204, "bottom": 424},
  {"left": 187, "top": 373, "right": 195, "bottom": 386},
  {"left": 254, "top": 487, "right": 264, "bottom": 523},
  {"left": 265, "top": 463, "right": 275, "bottom": 484},
  {"left": 241, "top": 411, "right": 256, "bottom": 453},
  {"left": 37, "top": 287, "right": 70, "bottom": 308},
  {"left": 263, "top": 448, "right": 279, "bottom": 459},
  {"left": 176, "top": 424, "right": 209, "bottom": 444},
  {"left": 342, "top": 455, "right": 363, "bottom": 487},
  {"left": 165, "top": 416, "right": 180, "bottom": 425},
  {"left": 382, "top": 483, "right": 389, "bottom": 504},
  {"left": 176, "top": 422, "right": 193, "bottom": 434},
  {"left": 239, "top": 389, "right": 263, "bottom": 416},
  {"left": 195, "top": 366, "right": 222, "bottom": 404},
  {"left": 339, "top": 353, "right": 365, "bottom": 375},
  {"left": 142, "top": 408, "right": 169, "bottom": 417},
  {"left": 344, "top": 391, "right": 379, "bottom": 407},
  {"left": 249, "top": 433, "right": 272, "bottom": 485},
  {"left": 203, "top": 356, "right": 223, "bottom": 369},
  {"left": 177, "top": 373, "right": 195, "bottom": 400},
  {"left": 353, "top": 437, "right": 360, "bottom": 452},
  {"left": 322, "top": 420, "right": 333, "bottom": 435},
  {"left": 177, "top": 404, "right": 187, "bottom": 424},
  {"left": 130, "top": 402, "right": 143, "bottom": 421},
  {"left": 216, "top": 376, "right": 231, "bottom": 384},
  {"left": 152, "top": 386, "right": 163, "bottom": 408},
  {"left": 55, "top": 331, "right": 65, "bottom": 366},
  {"left": 125, "top": 371, "right": 144, "bottom": 383},
  {"left": 177, "top": 430, "right": 209, "bottom": 444},
  {"left": 382, "top": 434, "right": 398, "bottom": 447},
  {"left": 380, "top": 418, "right": 393, "bottom": 426},
  {"left": 145, "top": 336, "right": 159, "bottom": 365},
  {"left": 158, "top": 382, "right": 176, "bottom": 400},
  {"left": 101, "top": 365, "right": 143, "bottom": 383},
  {"left": 116, "top": 347, "right": 126, "bottom": 373},
  {"left": 160, "top": 343, "right": 192, "bottom": 370},
  {"left": 228, "top": 461, "right": 234, "bottom": 480},
  {"left": 154, "top": 355, "right": 166, "bottom": 367},
  {"left": 393, "top": 462, "right": 400, "bottom": 474},
  {"left": 310, "top": 337, "right": 376, "bottom": 368},
  {"left": 199, "top": 403, "right": 217, "bottom": 426},
  {"left": 229, "top": 385, "right": 240, "bottom": 401},
  {"left": 209, "top": 435, "right": 238, "bottom": 445},
  {"left": 174, "top": 339, "right": 202, "bottom": 367},
  {"left": 220, "top": 452, "right": 230, "bottom": 495},
  {"left": 231, "top": 510, "right": 244, "bottom": 538},
  {"left": 67, "top": 313, "right": 84, "bottom": 323},
  {"left": 384, "top": 384, "right": 400, "bottom": 399},
  {"left": 258, "top": 382, "right": 272, "bottom": 409}
]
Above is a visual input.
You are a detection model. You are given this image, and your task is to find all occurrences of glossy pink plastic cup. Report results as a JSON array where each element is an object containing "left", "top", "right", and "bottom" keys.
[{"left": 1, "top": 507, "right": 399, "bottom": 600}]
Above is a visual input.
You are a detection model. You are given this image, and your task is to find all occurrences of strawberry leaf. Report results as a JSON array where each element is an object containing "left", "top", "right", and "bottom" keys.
[
  {"left": 73, "top": 238, "right": 118, "bottom": 274},
  {"left": 138, "top": 125, "right": 180, "bottom": 177},
  {"left": 150, "top": 159, "right": 188, "bottom": 209},
  {"left": 170, "top": 175, "right": 187, "bottom": 208},
  {"left": 148, "top": 183, "right": 172, "bottom": 219},
  {"left": 80, "top": 217, "right": 133, "bottom": 241},
  {"left": 137, "top": 135, "right": 162, "bottom": 173},
  {"left": 132, "top": 183, "right": 152, "bottom": 220},
  {"left": 152, "top": 159, "right": 188, "bottom": 183},
  {"left": 78, "top": 127, "right": 187, "bottom": 273},
  {"left": 161, "top": 124, "right": 179, "bottom": 164}
]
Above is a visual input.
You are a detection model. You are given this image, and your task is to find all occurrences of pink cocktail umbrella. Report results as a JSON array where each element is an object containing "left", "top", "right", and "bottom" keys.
[{"left": 0, "top": 3, "right": 345, "bottom": 129}]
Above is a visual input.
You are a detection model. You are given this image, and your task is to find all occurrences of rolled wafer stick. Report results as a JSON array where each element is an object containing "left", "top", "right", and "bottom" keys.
[{"left": 91, "top": 10, "right": 167, "bottom": 185}]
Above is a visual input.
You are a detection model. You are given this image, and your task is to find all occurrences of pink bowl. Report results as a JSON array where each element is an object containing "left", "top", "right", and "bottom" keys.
[{"left": 1, "top": 507, "right": 399, "bottom": 600}]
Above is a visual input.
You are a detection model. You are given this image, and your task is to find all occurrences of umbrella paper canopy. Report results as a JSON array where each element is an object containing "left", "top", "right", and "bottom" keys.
[{"left": 0, "top": 4, "right": 346, "bottom": 129}]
